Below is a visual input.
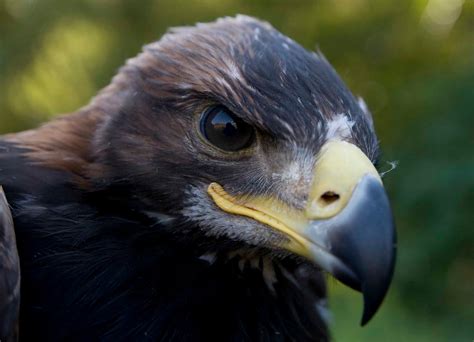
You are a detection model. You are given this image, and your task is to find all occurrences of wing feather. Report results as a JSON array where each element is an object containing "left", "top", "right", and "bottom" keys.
[{"left": 0, "top": 186, "right": 20, "bottom": 342}]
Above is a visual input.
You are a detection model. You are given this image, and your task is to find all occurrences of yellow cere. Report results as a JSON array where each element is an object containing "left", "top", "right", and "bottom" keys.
[{"left": 306, "top": 141, "right": 382, "bottom": 220}]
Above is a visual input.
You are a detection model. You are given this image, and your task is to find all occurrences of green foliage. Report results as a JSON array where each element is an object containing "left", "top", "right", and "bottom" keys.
[{"left": 1, "top": 0, "right": 472, "bottom": 339}]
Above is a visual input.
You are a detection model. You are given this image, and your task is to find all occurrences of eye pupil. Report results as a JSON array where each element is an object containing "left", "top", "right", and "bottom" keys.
[
  {"left": 201, "top": 106, "right": 254, "bottom": 152},
  {"left": 210, "top": 110, "right": 237, "bottom": 136},
  {"left": 223, "top": 122, "right": 237, "bottom": 136}
]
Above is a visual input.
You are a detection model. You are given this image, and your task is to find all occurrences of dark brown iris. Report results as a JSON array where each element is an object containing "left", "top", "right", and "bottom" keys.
[{"left": 200, "top": 106, "right": 255, "bottom": 152}]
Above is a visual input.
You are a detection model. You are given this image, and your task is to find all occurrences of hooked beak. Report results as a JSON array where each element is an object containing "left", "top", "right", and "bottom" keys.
[{"left": 208, "top": 141, "right": 396, "bottom": 325}]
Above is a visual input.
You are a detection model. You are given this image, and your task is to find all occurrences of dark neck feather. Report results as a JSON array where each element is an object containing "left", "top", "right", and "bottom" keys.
[{"left": 4, "top": 164, "right": 329, "bottom": 341}]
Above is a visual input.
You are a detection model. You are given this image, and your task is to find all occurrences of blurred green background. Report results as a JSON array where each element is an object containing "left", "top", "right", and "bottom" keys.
[{"left": 0, "top": 0, "right": 473, "bottom": 340}]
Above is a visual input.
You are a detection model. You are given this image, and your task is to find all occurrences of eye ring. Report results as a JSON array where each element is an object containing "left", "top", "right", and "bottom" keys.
[{"left": 199, "top": 106, "right": 255, "bottom": 152}]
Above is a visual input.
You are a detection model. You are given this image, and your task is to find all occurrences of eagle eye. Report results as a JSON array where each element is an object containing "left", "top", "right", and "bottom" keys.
[{"left": 200, "top": 106, "right": 255, "bottom": 152}]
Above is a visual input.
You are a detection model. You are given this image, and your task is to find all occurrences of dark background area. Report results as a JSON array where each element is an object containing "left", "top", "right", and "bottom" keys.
[{"left": 0, "top": 0, "right": 473, "bottom": 340}]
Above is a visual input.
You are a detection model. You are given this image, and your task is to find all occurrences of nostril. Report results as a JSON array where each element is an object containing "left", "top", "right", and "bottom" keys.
[{"left": 317, "top": 191, "right": 340, "bottom": 207}]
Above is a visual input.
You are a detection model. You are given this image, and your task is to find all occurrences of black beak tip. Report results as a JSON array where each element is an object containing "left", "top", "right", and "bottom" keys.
[
  {"left": 359, "top": 278, "right": 393, "bottom": 325},
  {"left": 360, "top": 241, "right": 397, "bottom": 326}
]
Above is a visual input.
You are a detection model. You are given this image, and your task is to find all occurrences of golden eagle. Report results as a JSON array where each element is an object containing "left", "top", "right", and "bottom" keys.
[{"left": 0, "top": 16, "right": 396, "bottom": 341}]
